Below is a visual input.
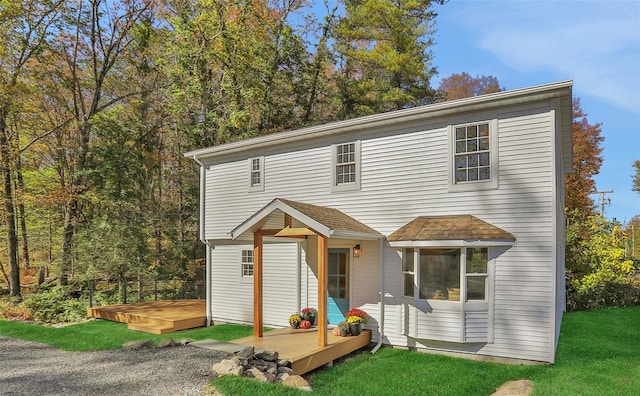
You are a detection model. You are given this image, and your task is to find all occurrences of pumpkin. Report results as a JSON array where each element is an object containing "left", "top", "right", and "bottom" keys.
[
  {"left": 333, "top": 327, "right": 342, "bottom": 336},
  {"left": 300, "top": 320, "right": 312, "bottom": 329}
]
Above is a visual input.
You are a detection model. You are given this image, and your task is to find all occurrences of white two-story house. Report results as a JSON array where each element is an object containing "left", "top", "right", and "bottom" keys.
[{"left": 185, "top": 81, "right": 573, "bottom": 363}]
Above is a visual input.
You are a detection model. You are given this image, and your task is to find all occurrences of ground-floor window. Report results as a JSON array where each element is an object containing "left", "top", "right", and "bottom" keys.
[
  {"left": 402, "top": 247, "right": 488, "bottom": 302},
  {"left": 241, "top": 249, "right": 254, "bottom": 277}
]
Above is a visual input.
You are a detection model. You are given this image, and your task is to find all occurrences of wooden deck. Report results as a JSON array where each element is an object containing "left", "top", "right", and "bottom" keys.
[
  {"left": 87, "top": 300, "right": 206, "bottom": 334},
  {"left": 231, "top": 327, "right": 371, "bottom": 375}
]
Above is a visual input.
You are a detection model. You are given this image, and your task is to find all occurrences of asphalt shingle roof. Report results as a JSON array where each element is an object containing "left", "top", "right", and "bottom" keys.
[{"left": 387, "top": 215, "right": 515, "bottom": 241}]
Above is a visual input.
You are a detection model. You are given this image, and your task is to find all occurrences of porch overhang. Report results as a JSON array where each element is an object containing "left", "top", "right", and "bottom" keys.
[
  {"left": 229, "top": 198, "right": 380, "bottom": 348},
  {"left": 230, "top": 198, "right": 382, "bottom": 241}
]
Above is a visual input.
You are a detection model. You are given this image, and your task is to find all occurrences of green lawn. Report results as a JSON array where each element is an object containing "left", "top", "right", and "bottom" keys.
[
  {"left": 0, "top": 319, "right": 254, "bottom": 350},
  {"left": 1, "top": 307, "right": 639, "bottom": 395}
]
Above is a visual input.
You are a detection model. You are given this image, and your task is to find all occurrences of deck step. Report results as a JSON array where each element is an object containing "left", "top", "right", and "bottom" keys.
[{"left": 128, "top": 323, "right": 175, "bottom": 335}]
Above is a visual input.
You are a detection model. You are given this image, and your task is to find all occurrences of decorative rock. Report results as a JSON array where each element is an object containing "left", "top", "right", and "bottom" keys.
[
  {"left": 235, "top": 346, "right": 255, "bottom": 359},
  {"left": 282, "top": 375, "right": 312, "bottom": 391},
  {"left": 249, "top": 359, "right": 268, "bottom": 371},
  {"left": 277, "top": 366, "right": 294, "bottom": 375},
  {"left": 156, "top": 339, "right": 176, "bottom": 348},
  {"left": 276, "top": 358, "right": 292, "bottom": 368},
  {"left": 246, "top": 367, "right": 276, "bottom": 383},
  {"left": 122, "top": 340, "right": 153, "bottom": 350},
  {"left": 177, "top": 338, "right": 193, "bottom": 346},
  {"left": 212, "top": 359, "right": 243, "bottom": 377},
  {"left": 255, "top": 350, "right": 279, "bottom": 361},
  {"left": 266, "top": 364, "right": 278, "bottom": 376},
  {"left": 277, "top": 373, "right": 291, "bottom": 383},
  {"left": 491, "top": 379, "right": 534, "bottom": 396}
]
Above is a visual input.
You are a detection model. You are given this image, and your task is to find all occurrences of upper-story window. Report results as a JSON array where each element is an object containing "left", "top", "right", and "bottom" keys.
[
  {"left": 450, "top": 120, "right": 498, "bottom": 192},
  {"left": 331, "top": 140, "right": 361, "bottom": 192},
  {"left": 455, "top": 123, "right": 490, "bottom": 183},
  {"left": 336, "top": 143, "right": 356, "bottom": 184},
  {"left": 248, "top": 156, "right": 264, "bottom": 192}
]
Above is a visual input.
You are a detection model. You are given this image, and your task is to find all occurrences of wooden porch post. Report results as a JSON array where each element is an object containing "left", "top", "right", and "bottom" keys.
[
  {"left": 253, "top": 231, "right": 263, "bottom": 337},
  {"left": 317, "top": 235, "right": 328, "bottom": 347}
]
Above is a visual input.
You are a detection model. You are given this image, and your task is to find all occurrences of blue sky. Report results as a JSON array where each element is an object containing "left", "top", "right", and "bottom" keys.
[{"left": 432, "top": 0, "right": 640, "bottom": 222}]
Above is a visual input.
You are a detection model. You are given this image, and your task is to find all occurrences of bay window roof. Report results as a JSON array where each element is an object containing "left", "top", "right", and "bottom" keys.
[{"left": 387, "top": 215, "right": 516, "bottom": 247}]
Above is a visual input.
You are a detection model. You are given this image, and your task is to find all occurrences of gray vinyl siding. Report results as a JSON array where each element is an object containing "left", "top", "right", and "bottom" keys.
[{"left": 203, "top": 96, "right": 565, "bottom": 362}]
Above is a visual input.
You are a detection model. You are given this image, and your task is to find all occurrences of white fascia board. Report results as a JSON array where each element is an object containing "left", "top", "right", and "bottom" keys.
[
  {"left": 388, "top": 240, "right": 516, "bottom": 248},
  {"left": 185, "top": 81, "right": 573, "bottom": 161},
  {"left": 230, "top": 199, "right": 331, "bottom": 239}
]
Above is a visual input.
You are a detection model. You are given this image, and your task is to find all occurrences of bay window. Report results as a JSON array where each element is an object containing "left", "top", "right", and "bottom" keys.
[{"left": 402, "top": 247, "right": 489, "bottom": 302}]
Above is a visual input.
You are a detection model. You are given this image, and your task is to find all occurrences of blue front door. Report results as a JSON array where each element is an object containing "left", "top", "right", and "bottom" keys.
[{"left": 327, "top": 248, "right": 349, "bottom": 324}]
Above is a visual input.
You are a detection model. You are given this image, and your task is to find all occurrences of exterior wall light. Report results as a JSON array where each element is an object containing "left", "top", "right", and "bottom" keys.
[{"left": 353, "top": 244, "right": 362, "bottom": 258}]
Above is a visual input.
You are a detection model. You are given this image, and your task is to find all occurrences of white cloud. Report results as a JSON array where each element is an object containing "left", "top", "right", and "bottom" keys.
[{"left": 466, "top": 1, "right": 640, "bottom": 114}]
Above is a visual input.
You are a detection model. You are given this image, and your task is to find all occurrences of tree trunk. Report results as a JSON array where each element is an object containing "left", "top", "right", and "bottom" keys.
[
  {"left": 0, "top": 110, "right": 20, "bottom": 297},
  {"left": 59, "top": 200, "right": 77, "bottom": 286},
  {"left": 15, "top": 156, "right": 30, "bottom": 269}
]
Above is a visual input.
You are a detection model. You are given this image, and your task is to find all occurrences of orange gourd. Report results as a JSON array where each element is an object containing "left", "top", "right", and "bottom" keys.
[
  {"left": 333, "top": 327, "right": 342, "bottom": 336},
  {"left": 300, "top": 320, "right": 312, "bottom": 329}
]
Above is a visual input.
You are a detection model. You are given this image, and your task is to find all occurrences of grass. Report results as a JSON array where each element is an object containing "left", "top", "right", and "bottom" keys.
[
  {"left": 1, "top": 306, "right": 639, "bottom": 395},
  {"left": 0, "top": 319, "right": 254, "bottom": 351}
]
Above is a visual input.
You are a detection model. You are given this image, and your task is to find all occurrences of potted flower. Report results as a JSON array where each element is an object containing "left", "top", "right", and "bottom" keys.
[
  {"left": 345, "top": 308, "right": 369, "bottom": 336},
  {"left": 338, "top": 321, "right": 349, "bottom": 337},
  {"left": 345, "top": 308, "right": 369, "bottom": 324},
  {"left": 300, "top": 307, "right": 317, "bottom": 325},
  {"left": 346, "top": 315, "right": 364, "bottom": 335},
  {"left": 288, "top": 313, "right": 302, "bottom": 329},
  {"left": 432, "top": 289, "right": 444, "bottom": 300}
]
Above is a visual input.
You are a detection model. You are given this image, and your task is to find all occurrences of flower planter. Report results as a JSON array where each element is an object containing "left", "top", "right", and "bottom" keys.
[
  {"left": 290, "top": 322, "right": 300, "bottom": 329},
  {"left": 301, "top": 313, "right": 316, "bottom": 326},
  {"left": 349, "top": 322, "right": 362, "bottom": 336}
]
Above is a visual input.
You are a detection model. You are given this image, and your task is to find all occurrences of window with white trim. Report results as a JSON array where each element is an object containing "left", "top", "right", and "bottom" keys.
[
  {"left": 336, "top": 142, "right": 356, "bottom": 184},
  {"left": 248, "top": 156, "right": 264, "bottom": 191},
  {"left": 466, "top": 248, "right": 488, "bottom": 301},
  {"left": 454, "top": 123, "right": 491, "bottom": 183},
  {"left": 402, "top": 248, "right": 415, "bottom": 297},
  {"left": 241, "top": 250, "right": 254, "bottom": 277},
  {"left": 402, "top": 247, "right": 488, "bottom": 302},
  {"left": 331, "top": 140, "right": 361, "bottom": 191}
]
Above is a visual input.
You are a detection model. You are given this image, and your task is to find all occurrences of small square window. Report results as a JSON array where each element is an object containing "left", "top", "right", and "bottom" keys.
[{"left": 242, "top": 250, "right": 254, "bottom": 277}]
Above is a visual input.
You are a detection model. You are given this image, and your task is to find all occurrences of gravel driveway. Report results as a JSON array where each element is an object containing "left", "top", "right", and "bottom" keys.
[{"left": 0, "top": 336, "right": 230, "bottom": 396}]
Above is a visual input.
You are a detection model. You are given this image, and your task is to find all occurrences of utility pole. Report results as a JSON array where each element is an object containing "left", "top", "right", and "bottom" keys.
[{"left": 596, "top": 190, "right": 613, "bottom": 217}]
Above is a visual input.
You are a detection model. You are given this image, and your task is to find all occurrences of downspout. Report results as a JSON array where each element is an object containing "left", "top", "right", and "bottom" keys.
[
  {"left": 192, "top": 155, "right": 213, "bottom": 327},
  {"left": 371, "top": 236, "right": 386, "bottom": 354}
]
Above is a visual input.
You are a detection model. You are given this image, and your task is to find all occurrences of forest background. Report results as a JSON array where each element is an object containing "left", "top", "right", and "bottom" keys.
[{"left": 0, "top": 0, "right": 637, "bottom": 318}]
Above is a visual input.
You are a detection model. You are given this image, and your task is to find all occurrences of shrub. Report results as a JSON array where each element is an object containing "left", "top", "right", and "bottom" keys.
[
  {"left": 0, "top": 297, "right": 33, "bottom": 320},
  {"left": 567, "top": 272, "right": 640, "bottom": 311},
  {"left": 21, "top": 286, "right": 88, "bottom": 323}
]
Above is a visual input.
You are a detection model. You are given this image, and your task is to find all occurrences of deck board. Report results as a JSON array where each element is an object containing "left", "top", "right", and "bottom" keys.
[
  {"left": 87, "top": 300, "right": 206, "bottom": 334},
  {"left": 231, "top": 327, "right": 371, "bottom": 374}
]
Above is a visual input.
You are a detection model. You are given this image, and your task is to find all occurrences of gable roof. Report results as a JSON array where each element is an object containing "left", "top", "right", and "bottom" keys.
[
  {"left": 387, "top": 215, "right": 515, "bottom": 247},
  {"left": 184, "top": 81, "right": 573, "bottom": 167},
  {"left": 230, "top": 198, "right": 381, "bottom": 240}
]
